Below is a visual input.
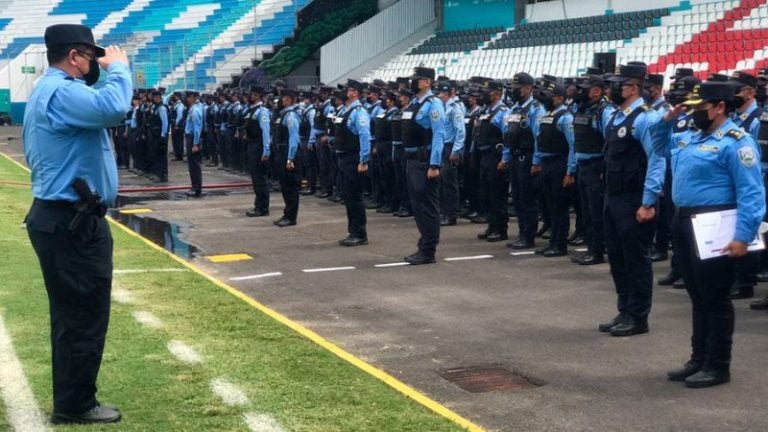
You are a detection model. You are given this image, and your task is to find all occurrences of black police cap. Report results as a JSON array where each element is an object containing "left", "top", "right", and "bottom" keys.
[
  {"left": 541, "top": 81, "right": 566, "bottom": 97},
  {"left": 646, "top": 74, "right": 665, "bottom": 86},
  {"left": 150, "top": 90, "right": 162, "bottom": 97},
  {"left": 758, "top": 68, "right": 768, "bottom": 83},
  {"left": 708, "top": 73, "right": 730, "bottom": 82},
  {"left": 683, "top": 81, "right": 735, "bottom": 106},
  {"left": 185, "top": 90, "right": 200, "bottom": 98},
  {"left": 319, "top": 86, "right": 334, "bottom": 94},
  {"left": 730, "top": 71, "right": 758, "bottom": 89},
  {"left": 248, "top": 85, "right": 265, "bottom": 95},
  {"left": 346, "top": 79, "right": 364, "bottom": 92},
  {"left": 608, "top": 64, "right": 647, "bottom": 82},
  {"left": 396, "top": 88, "right": 413, "bottom": 98},
  {"left": 673, "top": 68, "right": 694, "bottom": 80},
  {"left": 577, "top": 76, "right": 605, "bottom": 89},
  {"left": 483, "top": 80, "right": 504, "bottom": 92},
  {"left": 510, "top": 72, "right": 534, "bottom": 87},
  {"left": 670, "top": 75, "right": 701, "bottom": 93},
  {"left": 412, "top": 67, "right": 436, "bottom": 81},
  {"left": 583, "top": 66, "right": 603, "bottom": 76},
  {"left": 396, "top": 77, "right": 410, "bottom": 85},
  {"left": 45, "top": 24, "right": 105, "bottom": 57},
  {"left": 541, "top": 74, "right": 559, "bottom": 84},
  {"left": 281, "top": 89, "right": 298, "bottom": 98},
  {"left": 436, "top": 81, "right": 452, "bottom": 93}
]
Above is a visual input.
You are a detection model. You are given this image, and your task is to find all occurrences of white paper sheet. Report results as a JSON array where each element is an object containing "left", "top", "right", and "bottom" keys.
[{"left": 691, "top": 209, "right": 765, "bottom": 260}]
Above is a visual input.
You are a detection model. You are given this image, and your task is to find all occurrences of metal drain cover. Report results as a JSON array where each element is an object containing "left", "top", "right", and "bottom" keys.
[{"left": 439, "top": 366, "right": 540, "bottom": 393}]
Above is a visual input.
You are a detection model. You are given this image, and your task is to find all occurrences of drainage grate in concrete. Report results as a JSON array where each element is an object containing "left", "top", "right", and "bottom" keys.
[{"left": 439, "top": 366, "right": 540, "bottom": 393}]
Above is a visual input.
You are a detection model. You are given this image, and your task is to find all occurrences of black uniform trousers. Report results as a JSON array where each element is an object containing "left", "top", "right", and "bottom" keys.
[
  {"left": 113, "top": 127, "right": 128, "bottom": 169},
  {"left": 247, "top": 140, "right": 270, "bottom": 212},
  {"left": 127, "top": 127, "right": 139, "bottom": 169},
  {"left": 604, "top": 192, "right": 655, "bottom": 323},
  {"left": 316, "top": 137, "right": 335, "bottom": 194},
  {"left": 509, "top": 149, "right": 537, "bottom": 242},
  {"left": 439, "top": 143, "right": 460, "bottom": 219},
  {"left": 206, "top": 126, "right": 219, "bottom": 165},
  {"left": 185, "top": 134, "right": 203, "bottom": 194},
  {"left": 478, "top": 148, "right": 509, "bottom": 234},
  {"left": 337, "top": 151, "right": 368, "bottom": 239},
  {"left": 376, "top": 140, "right": 396, "bottom": 209},
  {"left": 655, "top": 166, "right": 674, "bottom": 253},
  {"left": 171, "top": 126, "right": 184, "bottom": 160},
  {"left": 274, "top": 144, "right": 301, "bottom": 221},
  {"left": 150, "top": 133, "right": 168, "bottom": 180},
  {"left": 672, "top": 207, "right": 736, "bottom": 372},
  {"left": 393, "top": 144, "right": 411, "bottom": 212},
  {"left": 222, "top": 126, "right": 235, "bottom": 168},
  {"left": 577, "top": 157, "right": 606, "bottom": 255},
  {"left": 407, "top": 157, "right": 440, "bottom": 257},
  {"left": 539, "top": 155, "right": 570, "bottom": 249},
  {"left": 301, "top": 141, "right": 318, "bottom": 192},
  {"left": 26, "top": 199, "right": 113, "bottom": 415}
]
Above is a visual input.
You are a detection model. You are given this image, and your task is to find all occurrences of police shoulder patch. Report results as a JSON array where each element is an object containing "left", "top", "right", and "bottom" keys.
[
  {"left": 738, "top": 145, "right": 756, "bottom": 168},
  {"left": 359, "top": 115, "right": 368, "bottom": 127},
  {"left": 260, "top": 114, "right": 269, "bottom": 122},
  {"left": 430, "top": 110, "right": 441, "bottom": 121},
  {"left": 287, "top": 117, "right": 295, "bottom": 127}
]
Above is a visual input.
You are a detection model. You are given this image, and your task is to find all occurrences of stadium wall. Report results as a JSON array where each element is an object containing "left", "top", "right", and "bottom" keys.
[
  {"left": 320, "top": 0, "right": 435, "bottom": 84},
  {"left": 526, "top": 0, "right": 686, "bottom": 22},
  {"left": 443, "top": 0, "right": 515, "bottom": 31}
]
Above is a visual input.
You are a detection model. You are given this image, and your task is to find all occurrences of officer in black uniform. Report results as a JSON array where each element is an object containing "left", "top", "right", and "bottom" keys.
[
  {"left": 373, "top": 89, "right": 399, "bottom": 214},
  {"left": 462, "top": 87, "right": 484, "bottom": 220},
  {"left": 244, "top": 86, "right": 272, "bottom": 217},
  {"left": 392, "top": 87, "right": 413, "bottom": 217},
  {"left": 314, "top": 86, "right": 335, "bottom": 198},
  {"left": 401, "top": 67, "right": 445, "bottom": 264},
  {"left": 503, "top": 72, "right": 540, "bottom": 249},
  {"left": 299, "top": 92, "right": 317, "bottom": 195},
  {"left": 170, "top": 92, "right": 186, "bottom": 161},
  {"left": 476, "top": 80, "right": 510, "bottom": 243}
]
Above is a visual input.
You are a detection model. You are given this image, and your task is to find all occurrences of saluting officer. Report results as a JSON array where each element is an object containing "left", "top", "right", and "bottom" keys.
[
  {"left": 571, "top": 75, "right": 614, "bottom": 264},
  {"left": 531, "top": 81, "right": 576, "bottom": 257},
  {"left": 476, "top": 80, "right": 509, "bottom": 243},
  {"left": 658, "top": 82, "right": 765, "bottom": 388},
  {"left": 24, "top": 24, "right": 131, "bottom": 424},
  {"left": 272, "top": 89, "right": 302, "bottom": 227},
  {"left": 184, "top": 91, "right": 204, "bottom": 198},
  {"left": 598, "top": 64, "right": 666, "bottom": 337},
  {"left": 401, "top": 67, "right": 445, "bottom": 265},
  {"left": 335, "top": 79, "right": 372, "bottom": 246},
  {"left": 244, "top": 85, "right": 272, "bottom": 217}
]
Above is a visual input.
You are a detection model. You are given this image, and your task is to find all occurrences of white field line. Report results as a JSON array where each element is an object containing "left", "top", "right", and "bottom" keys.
[
  {"left": 210, "top": 378, "right": 250, "bottom": 406},
  {"left": 112, "top": 289, "right": 135, "bottom": 304},
  {"left": 301, "top": 266, "right": 356, "bottom": 273},
  {"left": 510, "top": 251, "right": 536, "bottom": 256},
  {"left": 373, "top": 262, "right": 411, "bottom": 268},
  {"left": 132, "top": 311, "right": 163, "bottom": 329},
  {"left": 243, "top": 412, "right": 286, "bottom": 432},
  {"left": 0, "top": 314, "right": 49, "bottom": 432},
  {"left": 444, "top": 255, "right": 494, "bottom": 262},
  {"left": 167, "top": 340, "right": 203, "bottom": 365},
  {"left": 114, "top": 268, "right": 186, "bottom": 274},
  {"left": 229, "top": 272, "right": 283, "bottom": 281}
]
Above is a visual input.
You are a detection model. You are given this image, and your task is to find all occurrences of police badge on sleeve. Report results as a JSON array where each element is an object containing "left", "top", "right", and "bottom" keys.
[{"left": 738, "top": 146, "right": 756, "bottom": 168}]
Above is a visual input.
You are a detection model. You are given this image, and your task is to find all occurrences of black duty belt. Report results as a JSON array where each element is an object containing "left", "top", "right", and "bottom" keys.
[{"left": 676, "top": 204, "right": 736, "bottom": 218}]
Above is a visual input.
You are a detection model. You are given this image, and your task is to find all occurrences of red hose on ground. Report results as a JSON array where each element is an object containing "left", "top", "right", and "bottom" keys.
[{"left": 119, "top": 182, "right": 252, "bottom": 193}]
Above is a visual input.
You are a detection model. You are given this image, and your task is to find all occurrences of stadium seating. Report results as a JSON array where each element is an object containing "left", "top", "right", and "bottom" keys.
[
  {"left": 0, "top": 0, "right": 308, "bottom": 91},
  {"left": 363, "top": 0, "right": 768, "bottom": 87},
  {"left": 409, "top": 27, "right": 504, "bottom": 55}
]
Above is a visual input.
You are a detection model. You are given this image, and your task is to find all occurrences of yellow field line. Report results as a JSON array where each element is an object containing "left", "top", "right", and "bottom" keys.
[{"left": 0, "top": 150, "right": 485, "bottom": 432}]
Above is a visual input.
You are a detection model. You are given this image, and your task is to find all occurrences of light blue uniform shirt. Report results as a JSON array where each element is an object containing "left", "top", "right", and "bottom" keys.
[
  {"left": 185, "top": 101, "right": 203, "bottom": 145},
  {"left": 23, "top": 62, "right": 132, "bottom": 205},
  {"left": 658, "top": 118, "right": 765, "bottom": 242},
  {"left": 219, "top": 101, "right": 230, "bottom": 131},
  {"left": 444, "top": 96, "right": 467, "bottom": 155},
  {"left": 603, "top": 98, "right": 667, "bottom": 206},
  {"left": 129, "top": 106, "right": 139, "bottom": 129},
  {"left": 310, "top": 99, "right": 332, "bottom": 147},
  {"left": 339, "top": 99, "right": 372, "bottom": 163},
  {"left": 279, "top": 104, "right": 301, "bottom": 160},
  {"left": 408, "top": 90, "right": 445, "bottom": 166},
  {"left": 733, "top": 100, "right": 761, "bottom": 137},
  {"left": 157, "top": 104, "right": 169, "bottom": 138},
  {"left": 303, "top": 105, "right": 316, "bottom": 146},
  {"left": 533, "top": 104, "right": 577, "bottom": 174},
  {"left": 250, "top": 102, "right": 272, "bottom": 157},
  {"left": 173, "top": 102, "right": 184, "bottom": 127}
]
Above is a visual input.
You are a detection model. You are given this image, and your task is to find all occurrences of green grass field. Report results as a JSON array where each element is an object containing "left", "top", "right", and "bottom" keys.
[{"left": 0, "top": 154, "right": 468, "bottom": 432}]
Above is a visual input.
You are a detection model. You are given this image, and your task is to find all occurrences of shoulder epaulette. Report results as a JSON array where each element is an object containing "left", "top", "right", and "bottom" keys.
[{"left": 726, "top": 129, "right": 745, "bottom": 140}]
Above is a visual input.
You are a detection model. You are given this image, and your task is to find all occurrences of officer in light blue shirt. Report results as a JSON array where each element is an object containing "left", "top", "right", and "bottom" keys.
[
  {"left": 23, "top": 24, "right": 131, "bottom": 424},
  {"left": 436, "top": 80, "right": 465, "bottom": 225},
  {"left": 272, "top": 89, "right": 302, "bottom": 226},
  {"left": 172, "top": 95, "right": 186, "bottom": 160},
  {"left": 335, "top": 79, "right": 372, "bottom": 246},
  {"left": 656, "top": 81, "right": 765, "bottom": 388},
  {"left": 184, "top": 91, "right": 204, "bottom": 197},
  {"left": 597, "top": 63, "right": 666, "bottom": 338}
]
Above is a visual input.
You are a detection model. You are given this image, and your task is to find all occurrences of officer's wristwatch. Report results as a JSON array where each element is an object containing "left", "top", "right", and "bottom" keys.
[
  {"left": 429, "top": 165, "right": 440, "bottom": 170},
  {"left": 641, "top": 204, "right": 654, "bottom": 209}
]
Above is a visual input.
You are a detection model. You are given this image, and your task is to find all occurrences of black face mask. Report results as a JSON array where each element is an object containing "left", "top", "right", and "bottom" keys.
[
  {"left": 509, "top": 88, "right": 523, "bottom": 103},
  {"left": 482, "top": 93, "right": 492, "bottom": 106},
  {"left": 757, "top": 86, "right": 767, "bottom": 105},
  {"left": 692, "top": 108, "right": 714, "bottom": 131},
  {"left": 366, "top": 96, "right": 375, "bottom": 105},
  {"left": 410, "top": 79, "right": 421, "bottom": 93},
  {"left": 734, "top": 95, "right": 745, "bottom": 108},
  {"left": 609, "top": 82, "right": 626, "bottom": 105},
  {"left": 641, "top": 88, "right": 652, "bottom": 104},
  {"left": 78, "top": 58, "right": 100, "bottom": 86},
  {"left": 574, "top": 89, "right": 589, "bottom": 105}
]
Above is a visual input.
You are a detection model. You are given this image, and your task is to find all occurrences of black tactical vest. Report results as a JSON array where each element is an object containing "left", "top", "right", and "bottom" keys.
[
  {"left": 169, "top": 103, "right": 178, "bottom": 124},
  {"left": 334, "top": 106, "right": 362, "bottom": 153},
  {"left": 604, "top": 107, "right": 648, "bottom": 195},
  {"left": 401, "top": 96, "right": 435, "bottom": 148},
  {"left": 314, "top": 103, "right": 327, "bottom": 131},
  {"left": 273, "top": 110, "right": 291, "bottom": 145},
  {"left": 390, "top": 109, "right": 403, "bottom": 142},
  {"left": 299, "top": 107, "right": 312, "bottom": 138},
  {"left": 573, "top": 103, "right": 605, "bottom": 154},
  {"left": 672, "top": 113, "right": 694, "bottom": 134},
  {"left": 503, "top": 104, "right": 536, "bottom": 151},
  {"left": 757, "top": 110, "right": 768, "bottom": 163},
  {"left": 475, "top": 104, "right": 506, "bottom": 149},
  {"left": 148, "top": 104, "right": 163, "bottom": 134},
  {"left": 538, "top": 109, "right": 569, "bottom": 155},
  {"left": 245, "top": 106, "right": 264, "bottom": 144},
  {"left": 374, "top": 109, "right": 394, "bottom": 142}
]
